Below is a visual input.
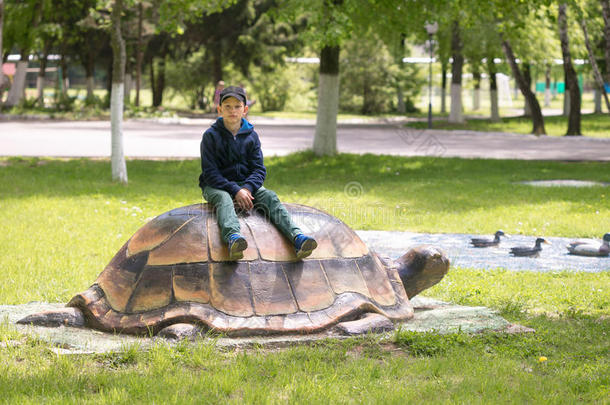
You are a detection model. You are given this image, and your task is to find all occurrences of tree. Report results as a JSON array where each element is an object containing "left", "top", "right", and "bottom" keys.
[
  {"left": 502, "top": 38, "right": 546, "bottom": 135},
  {"left": 558, "top": 3, "right": 581, "bottom": 135},
  {"left": 448, "top": 19, "right": 465, "bottom": 123},
  {"left": 110, "top": 0, "right": 128, "bottom": 183},
  {"left": 602, "top": 0, "right": 610, "bottom": 84},
  {"left": 3, "top": 0, "right": 42, "bottom": 107},
  {"left": 278, "top": 0, "right": 352, "bottom": 156},
  {"left": 461, "top": 10, "right": 504, "bottom": 120},
  {"left": 492, "top": 0, "right": 555, "bottom": 135},
  {"left": 106, "top": 0, "right": 237, "bottom": 183},
  {"left": 0, "top": 0, "right": 4, "bottom": 99},
  {"left": 578, "top": 0, "right": 610, "bottom": 113},
  {"left": 339, "top": 33, "right": 423, "bottom": 114}
]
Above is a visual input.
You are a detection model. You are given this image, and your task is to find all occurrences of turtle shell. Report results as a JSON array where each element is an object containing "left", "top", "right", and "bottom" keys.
[{"left": 68, "top": 203, "right": 413, "bottom": 336}]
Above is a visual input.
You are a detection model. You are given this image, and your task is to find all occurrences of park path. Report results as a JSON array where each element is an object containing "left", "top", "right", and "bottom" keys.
[{"left": 0, "top": 116, "right": 609, "bottom": 161}]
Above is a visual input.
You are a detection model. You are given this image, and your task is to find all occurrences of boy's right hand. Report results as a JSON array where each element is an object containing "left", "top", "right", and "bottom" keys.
[{"left": 234, "top": 188, "right": 255, "bottom": 211}]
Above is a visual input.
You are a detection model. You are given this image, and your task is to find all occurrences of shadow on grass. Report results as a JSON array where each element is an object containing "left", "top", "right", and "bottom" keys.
[{"left": 1, "top": 153, "right": 609, "bottom": 218}]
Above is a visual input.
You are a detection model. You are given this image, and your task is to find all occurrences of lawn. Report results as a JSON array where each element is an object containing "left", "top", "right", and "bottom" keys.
[
  {"left": 407, "top": 113, "right": 610, "bottom": 138},
  {"left": 1, "top": 154, "right": 608, "bottom": 403}
]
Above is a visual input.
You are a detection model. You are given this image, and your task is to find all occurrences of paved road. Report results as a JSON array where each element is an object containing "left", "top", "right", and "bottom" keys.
[{"left": 1, "top": 116, "right": 609, "bottom": 160}]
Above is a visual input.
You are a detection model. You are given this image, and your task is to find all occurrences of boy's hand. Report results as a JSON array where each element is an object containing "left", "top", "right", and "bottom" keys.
[{"left": 234, "top": 188, "right": 254, "bottom": 210}]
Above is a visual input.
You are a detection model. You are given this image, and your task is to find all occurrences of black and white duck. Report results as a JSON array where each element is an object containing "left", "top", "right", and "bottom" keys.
[
  {"left": 509, "top": 238, "right": 551, "bottom": 257},
  {"left": 470, "top": 230, "right": 508, "bottom": 248},
  {"left": 567, "top": 233, "right": 610, "bottom": 257}
]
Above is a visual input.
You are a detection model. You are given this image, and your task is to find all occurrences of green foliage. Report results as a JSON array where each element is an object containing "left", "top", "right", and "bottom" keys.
[
  {"left": 248, "top": 65, "right": 292, "bottom": 112},
  {"left": 339, "top": 33, "right": 424, "bottom": 115},
  {"left": 165, "top": 49, "right": 213, "bottom": 110},
  {"left": 53, "top": 93, "right": 77, "bottom": 112},
  {"left": 277, "top": 0, "right": 354, "bottom": 48}
]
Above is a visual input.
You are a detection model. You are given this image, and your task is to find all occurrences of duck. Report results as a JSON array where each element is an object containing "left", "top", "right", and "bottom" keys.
[
  {"left": 470, "top": 230, "right": 508, "bottom": 247},
  {"left": 509, "top": 238, "right": 551, "bottom": 257},
  {"left": 567, "top": 233, "right": 610, "bottom": 257}
]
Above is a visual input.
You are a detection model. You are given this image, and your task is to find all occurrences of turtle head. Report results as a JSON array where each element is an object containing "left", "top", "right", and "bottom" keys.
[{"left": 395, "top": 245, "right": 450, "bottom": 299}]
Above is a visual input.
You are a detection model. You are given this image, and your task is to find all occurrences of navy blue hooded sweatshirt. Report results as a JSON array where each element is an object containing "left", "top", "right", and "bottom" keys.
[{"left": 199, "top": 117, "right": 266, "bottom": 197}]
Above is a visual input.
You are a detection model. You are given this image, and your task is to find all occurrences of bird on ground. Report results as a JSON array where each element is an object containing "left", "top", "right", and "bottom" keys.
[
  {"left": 567, "top": 233, "right": 610, "bottom": 257},
  {"left": 509, "top": 238, "right": 551, "bottom": 257},
  {"left": 470, "top": 230, "right": 508, "bottom": 247}
]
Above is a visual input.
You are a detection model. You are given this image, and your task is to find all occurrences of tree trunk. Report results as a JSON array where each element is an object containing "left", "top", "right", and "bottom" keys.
[
  {"left": 212, "top": 43, "right": 223, "bottom": 84},
  {"left": 125, "top": 72, "right": 132, "bottom": 105},
  {"left": 472, "top": 69, "right": 481, "bottom": 111},
  {"left": 502, "top": 39, "right": 546, "bottom": 135},
  {"left": 441, "top": 63, "right": 447, "bottom": 113},
  {"left": 559, "top": 3, "right": 581, "bottom": 135},
  {"left": 594, "top": 88, "right": 602, "bottom": 113},
  {"left": 449, "top": 20, "right": 464, "bottom": 123},
  {"left": 362, "top": 75, "right": 371, "bottom": 115},
  {"left": 36, "top": 51, "right": 48, "bottom": 106},
  {"left": 523, "top": 64, "right": 532, "bottom": 117},
  {"left": 396, "top": 85, "right": 405, "bottom": 114},
  {"left": 110, "top": 0, "right": 128, "bottom": 183},
  {"left": 313, "top": 45, "right": 339, "bottom": 156},
  {"left": 602, "top": 0, "right": 610, "bottom": 84},
  {"left": 105, "top": 57, "right": 113, "bottom": 105},
  {"left": 544, "top": 65, "right": 551, "bottom": 107},
  {"left": 84, "top": 49, "right": 95, "bottom": 102},
  {"left": 0, "top": 0, "right": 5, "bottom": 100},
  {"left": 487, "top": 58, "right": 500, "bottom": 122},
  {"left": 5, "top": 53, "right": 28, "bottom": 107},
  {"left": 563, "top": 82, "right": 570, "bottom": 117},
  {"left": 580, "top": 16, "right": 610, "bottom": 113},
  {"left": 135, "top": 1, "right": 143, "bottom": 107},
  {"left": 60, "top": 52, "right": 69, "bottom": 96},
  {"left": 152, "top": 56, "right": 165, "bottom": 107},
  {"left": 150, "top": 60, "right": 156, "bottom": 106}
]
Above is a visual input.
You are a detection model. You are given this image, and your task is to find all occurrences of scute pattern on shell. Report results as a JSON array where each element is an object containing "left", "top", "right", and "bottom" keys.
[{"left": 68, "top": 204, "right": 414, "bottom": 336}]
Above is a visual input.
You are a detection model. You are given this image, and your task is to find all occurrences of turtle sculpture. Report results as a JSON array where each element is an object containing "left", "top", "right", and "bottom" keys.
[{"left": 19, "top": 203, "right": 449, "bottom": 337}]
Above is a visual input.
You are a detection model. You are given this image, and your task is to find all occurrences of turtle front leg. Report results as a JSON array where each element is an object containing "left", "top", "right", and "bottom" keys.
[
  {"left": 335, "top": 313, "right": 395, "bottom": 335},
  {"left": 17, "top": 307, "right": 85, "bottom": 328}
]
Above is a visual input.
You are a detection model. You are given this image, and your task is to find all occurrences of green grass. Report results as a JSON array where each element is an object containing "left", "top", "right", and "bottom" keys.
[
  {"left": 407, "top": 113, "right": 610, "bottom": 138},
  {"left": 0, "top": 314, "right": 607, "bottom": 403},
  {"left": 1, "top": 154, "right": 608, "bottom": 403},
  {"left": 1, "top": 154, "right": 609, "bottom": 304},
  {"left": 427, "top": 268, "right": 610, "bottom": 318}
]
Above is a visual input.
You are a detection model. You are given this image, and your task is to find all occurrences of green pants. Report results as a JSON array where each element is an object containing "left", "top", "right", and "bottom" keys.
[{"left": 203, "top": 185, "right": 302, "bottom": 243}]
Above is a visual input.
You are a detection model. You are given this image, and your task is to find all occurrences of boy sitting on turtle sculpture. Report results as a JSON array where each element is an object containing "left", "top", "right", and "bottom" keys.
[{"left": 200, "top": 85, "right": 317, "bottom": 260}]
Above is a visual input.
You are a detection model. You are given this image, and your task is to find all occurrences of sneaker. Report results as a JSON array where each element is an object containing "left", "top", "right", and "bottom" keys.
[
  {"left": 228, "top": 233, "right": 248, "bottom": 260},
  {"left": 294, "top": 234, "right": 317, "bottom": 260}
]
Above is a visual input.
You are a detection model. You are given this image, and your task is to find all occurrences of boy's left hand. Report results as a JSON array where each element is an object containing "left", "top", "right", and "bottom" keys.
[{"left": 234, "top": 188, "right": 254, "bottom": 211}]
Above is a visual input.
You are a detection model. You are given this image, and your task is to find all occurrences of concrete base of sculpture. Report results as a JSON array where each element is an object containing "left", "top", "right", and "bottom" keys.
[{"left": 1, "top": 297, "right": 533, "bottom": 354}]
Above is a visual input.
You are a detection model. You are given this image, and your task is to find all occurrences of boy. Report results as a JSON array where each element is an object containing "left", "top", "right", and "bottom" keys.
[{"left": 199, "top": 85, "right": 317, "bottom": 260}]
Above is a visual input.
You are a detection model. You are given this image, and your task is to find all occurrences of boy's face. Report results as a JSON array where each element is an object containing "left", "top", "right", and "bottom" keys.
[{"left": 218, "top": 97, "right": 248, "bottom": 127}]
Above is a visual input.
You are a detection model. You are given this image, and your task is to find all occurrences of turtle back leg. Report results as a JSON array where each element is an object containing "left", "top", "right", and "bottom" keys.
[{"left": 335, "top": 313, "right": 395, "bottom": 335}]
